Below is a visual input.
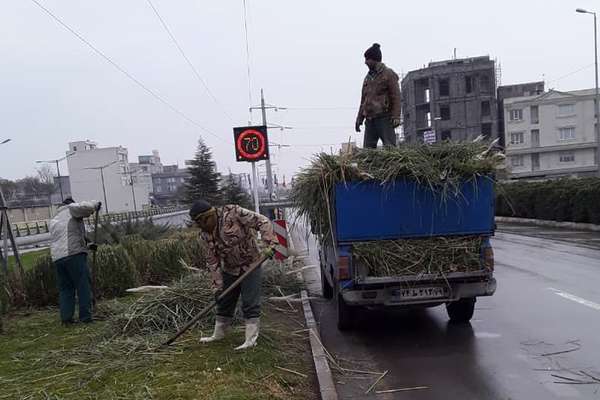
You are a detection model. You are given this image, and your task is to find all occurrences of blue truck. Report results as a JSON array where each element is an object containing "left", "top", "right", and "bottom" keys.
[{"left": 317, "top": 176, "right": 497, "bottom": 330}]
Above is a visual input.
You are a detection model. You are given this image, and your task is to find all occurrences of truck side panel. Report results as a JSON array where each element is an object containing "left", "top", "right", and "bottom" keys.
[{"left": 334, "top": 176, "right": 495, "bottom": 242}]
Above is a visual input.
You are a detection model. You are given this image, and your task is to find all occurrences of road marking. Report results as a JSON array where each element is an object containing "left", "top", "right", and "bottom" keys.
[{"left": 548, "top": 288, "right": 600, "bottom": 311}]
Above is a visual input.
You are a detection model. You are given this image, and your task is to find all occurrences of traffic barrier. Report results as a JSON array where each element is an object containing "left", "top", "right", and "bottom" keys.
[
  {"left": 272, "top": 219, "right": 289, "bottom": 260},
  {"left": 11, "top": 206, "right": 187, "bottom": 237}
]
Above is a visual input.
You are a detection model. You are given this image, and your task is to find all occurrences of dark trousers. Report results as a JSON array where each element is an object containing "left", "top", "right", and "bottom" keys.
[
  {"left": 364, "top": 115, "right": 397, "bottom": 148},
  {"left": 54, "top": 253, "right": 92, "bottom": 323},
  {"left": 216, "top": 267, "right": 262, "bottom": 320}
]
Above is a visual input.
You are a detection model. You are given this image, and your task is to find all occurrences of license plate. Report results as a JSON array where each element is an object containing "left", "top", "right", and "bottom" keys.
[{"left": 391, "top": 286, "right": 448, "bottom": 301}]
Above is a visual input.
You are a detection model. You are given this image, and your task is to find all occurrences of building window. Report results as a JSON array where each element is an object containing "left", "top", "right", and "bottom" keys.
[
  {"left": 532, "top": 153, "right": 540, "bottom": 169},
  {"left": 531, "top": 129, "right": 540, "bottom": 147},
  {"left": 559, "top": 152, "right": 575, "bottom": 163},
  {"left": 481, "top": 101, "right": 491, "bottom": 116},
  {"left": 73, "top": 146, "right": 78, "bottom": 151},
  {"left": 482, "top": 123, "right": 492, "bottom": 137},
  {"left": 439, "top": 79, "right": 450, "bottom": 96},
  {"left": 510, "top": 109, "right": 523, "bottom": 121},
  {"left": 465, "top": 76, "right": 473, "bottom": 94},
  {"left": 530, "top": 105, "right": 539, "bottom": 124},
  {"left": 558, "top": 104, "right": 575, "bottom": 116},
  {"left": 441, "top": 130, "right": 452, "bottom": 141},
  {"left": 440, "top": 105, "right": 451, "bottom": 120},
  {"left": 510, "top": 132, "right": 524, "bottom": 145},
  {"left": 510, "top": 155, "right": 524, "bottom": 167},
  {"left": 480, "top": 75, "right": 491, "bottom": 93},
  {"left": 559, "top": 127, "right": 575, "bottom": 141}
]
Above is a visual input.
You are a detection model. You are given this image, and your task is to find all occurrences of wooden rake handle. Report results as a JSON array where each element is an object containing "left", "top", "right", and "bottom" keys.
[{"left": 162, "top": 254, "right": 270, "bottom": 346}]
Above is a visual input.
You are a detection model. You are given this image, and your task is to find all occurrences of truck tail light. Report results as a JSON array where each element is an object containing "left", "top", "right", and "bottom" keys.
[
  {"left": 483, "top": 247, "right": 494, "bottom": 271},
  {"left": 337, "top": 256, "right": 351, "bottom": 280}
]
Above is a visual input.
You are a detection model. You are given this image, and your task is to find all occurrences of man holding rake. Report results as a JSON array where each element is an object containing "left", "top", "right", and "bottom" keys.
[{"left": 190, "top": 199, "right": 278, "bottom": 350}]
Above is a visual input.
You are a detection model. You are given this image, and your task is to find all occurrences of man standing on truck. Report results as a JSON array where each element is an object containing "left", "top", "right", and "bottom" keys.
[
  {"left": 355, "top": 43, "right": 401, "bottom": 148},
  {"left": 190, "top": 199, "right": 278, "bottom": 350},
  {"left": 49, "top": 197, "right": 101, "bottom": 325}
]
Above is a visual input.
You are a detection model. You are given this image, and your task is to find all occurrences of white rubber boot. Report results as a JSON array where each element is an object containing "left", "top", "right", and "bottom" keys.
[
  {"left": 234, "top": 318, "right": 260, "bottom": 350},
  {"left": 200, "top": 316, "right": 231, "bottom": 343}
]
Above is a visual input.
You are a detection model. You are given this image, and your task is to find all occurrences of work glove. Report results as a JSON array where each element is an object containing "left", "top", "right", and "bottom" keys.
[
  {"left": 262, "top": 247, "right": 276, "bottom": 259},
  {"left": 88, "top": 243, "right": 98, "bottom": 252},
  {"left": 391, "top": 117, "right": 401, "bottom": 128},
  {"left": 355, "top": 118, "right": 363, "bottom": 133},
  {"left": 95, "top": 201, "right": 102, "bottom": 211}
]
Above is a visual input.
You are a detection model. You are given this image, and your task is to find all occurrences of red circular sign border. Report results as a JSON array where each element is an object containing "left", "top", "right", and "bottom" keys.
[{"left": 236, "top": 129, "right": 267, "bottom": 160}]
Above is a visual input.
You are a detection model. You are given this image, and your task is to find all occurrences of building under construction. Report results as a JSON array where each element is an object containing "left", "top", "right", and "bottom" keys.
[{"left": 401, "top": 56, "right": 498, "bottom": 143}]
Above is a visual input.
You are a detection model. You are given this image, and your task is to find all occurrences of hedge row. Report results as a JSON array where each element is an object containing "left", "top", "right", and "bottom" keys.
[
  {"left": 9, "top": 232, "right": 206, "bottom": 308},
  {"left": 496, "top": 178, "right": 600, "bottom": 224}
]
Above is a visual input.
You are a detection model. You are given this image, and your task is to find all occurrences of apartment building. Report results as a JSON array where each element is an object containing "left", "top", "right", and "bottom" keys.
[
  {"left": 504, "top": 89, "right": 599, "bottom": 179},
  {"left": 401, "top": 56, "right": 498, "bottom": 143},
  {"left": 67, "top": 140, "right": 150, "bottom": 213},
  {"left": 151, "top": 165, "right": 190, "bottom": 206}
]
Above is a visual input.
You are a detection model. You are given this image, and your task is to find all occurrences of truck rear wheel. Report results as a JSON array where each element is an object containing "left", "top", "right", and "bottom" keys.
[
  {"left": 336, "top": 286, "right": 355, "bottom": 330},
  {"left": 320, "top": 266, "right": 334, "bottom": 299},
  {"left": 446, "top": 297, "right": 476, "bottom": 323}
]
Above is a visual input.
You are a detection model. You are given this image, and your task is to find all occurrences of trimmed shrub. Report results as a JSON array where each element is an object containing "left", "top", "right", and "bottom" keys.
[
  {"left": 95, "top": 245, "right": 138, "bottom": 298},
  {"left": 497, "top": 178, "right": 600, "bottom": 224},
  {"left": 21, "top": 255, "right": 58, "bottom": 307}
]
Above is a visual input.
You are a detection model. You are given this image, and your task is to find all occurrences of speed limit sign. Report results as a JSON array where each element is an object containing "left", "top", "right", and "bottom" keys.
[{"left": 233, "top": 126, "right": 270, "bottom": 162}]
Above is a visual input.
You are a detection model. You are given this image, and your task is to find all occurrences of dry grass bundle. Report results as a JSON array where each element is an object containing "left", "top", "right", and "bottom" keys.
[
  {"left": 113, "top": 272, "right": 214, "bottom": 336},
  {"left": 291, "top": 142, "right": 503, "bottom": 240},
  {"left": 290, "top": 142, "right": 502, "bottom": 277},
  {"left": 113, "top": 259, "right": 303, "bottom": 336},
  {"left": 353, "top": 236, "right": 484, "bottom": 277}
]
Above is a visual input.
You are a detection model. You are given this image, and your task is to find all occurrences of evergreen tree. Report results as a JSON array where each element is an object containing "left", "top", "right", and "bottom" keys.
[
  {"left": 222, "top": 173, "right": 253, "bottom": 209},
  {"left": 184, "top": 138, "right": 222, "bottom": 205}
]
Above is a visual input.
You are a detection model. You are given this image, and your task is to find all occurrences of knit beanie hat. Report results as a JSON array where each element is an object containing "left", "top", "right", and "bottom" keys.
[
  {"left": 189, "top": 199, "right": 212, "bottom": 220},
  {"left": 364, "top": 43, "right": 382, "bottom": 62}
]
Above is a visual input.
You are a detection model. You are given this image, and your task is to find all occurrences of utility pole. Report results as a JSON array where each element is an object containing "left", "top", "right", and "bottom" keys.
[
  {"left": 249, "top": 89, "right": 291, "bottom": 201},
  {"left": 576, "top": 8, "right": 600, "bottom": 176},
  {"left": 36, "top": 152, "right": 75, "bottom": 203},
  {"left": 260, "top": 90, "right": 274, "bottom": 200},
  {"left": 85, "top": 160, "right": 118, "bottom": 214}
]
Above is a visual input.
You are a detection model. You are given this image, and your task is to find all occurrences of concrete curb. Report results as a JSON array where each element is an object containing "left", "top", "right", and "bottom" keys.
[
  {"left": 496, "top": 216, "right": 600, "bottom": 232},
  {"left": 301, "top": 290, "right": 339, "bottom": 400}
]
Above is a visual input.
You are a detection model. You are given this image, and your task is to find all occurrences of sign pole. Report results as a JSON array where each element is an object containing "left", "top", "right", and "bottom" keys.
[{"left": 251, "top": 161, "right": 260, "bottom": 213}]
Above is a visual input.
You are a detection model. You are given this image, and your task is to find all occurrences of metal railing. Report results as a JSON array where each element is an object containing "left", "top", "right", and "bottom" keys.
[{"left": 11, "top": 206, "right": 187, "bottom": 237}]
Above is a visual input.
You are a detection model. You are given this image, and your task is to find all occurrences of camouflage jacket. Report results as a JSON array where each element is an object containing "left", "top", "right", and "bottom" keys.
[
  {"left": 200, "top": 205, "right": 278, "bottom": 290},
  {"left": 356, "top": 62, "right": 401, "bottom": 121}
]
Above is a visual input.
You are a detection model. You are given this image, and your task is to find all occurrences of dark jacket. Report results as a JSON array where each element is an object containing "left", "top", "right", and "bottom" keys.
[{"left": 356, "top": 63, "right": 401, "bottom": 121}]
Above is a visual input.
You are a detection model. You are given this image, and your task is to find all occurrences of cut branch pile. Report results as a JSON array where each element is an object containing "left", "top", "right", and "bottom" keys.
[
  {"left": 113, "top": 259, "right": 303, "bottom": 336},
  {"left": 353, "top": 236, "right": 483, "bottom": 277},
  {"left": 290, "top": 141, "right": 503, "bottom": 277}
]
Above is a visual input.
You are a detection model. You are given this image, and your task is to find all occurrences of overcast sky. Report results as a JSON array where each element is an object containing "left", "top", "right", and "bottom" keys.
[{"left": 1, "top": 0, "right": 598, "bottom": 182}]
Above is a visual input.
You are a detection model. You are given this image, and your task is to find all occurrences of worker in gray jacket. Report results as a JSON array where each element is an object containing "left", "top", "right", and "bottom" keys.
[{"left": 49, "top": 197, "right": 101, "bottom": 324}]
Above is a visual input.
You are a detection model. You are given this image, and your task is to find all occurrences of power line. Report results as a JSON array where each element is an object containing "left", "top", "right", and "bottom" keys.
[
  {"left": 284, "top": 107, "right": 356, "bottom": 111},
  {"left": 29, "top": 0, "right": 225, "bottom": 143},
  {"left": 145, "top": 0, "right": 234, "bottom": 122},
  {"left": 546, "top": 63, "right": 595, "bottom": 86},
  {"left": 242, "top": 0, "right": 252, "bottom": 123}
]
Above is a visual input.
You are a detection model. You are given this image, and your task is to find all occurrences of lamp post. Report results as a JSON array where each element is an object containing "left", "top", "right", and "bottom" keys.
[
  {"left": 85, "top": 160, "right": 118, "bottom": 214},
  {"left": 576, "top": 8, "right": 600, "bottom": 176},
  {"left": 36, "top": 152, "right": 75, "bottom": 202}
]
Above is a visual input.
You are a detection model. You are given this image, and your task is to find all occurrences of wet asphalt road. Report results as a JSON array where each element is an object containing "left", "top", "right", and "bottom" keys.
[{"left": 291, "top": 223, "right": 600, "bottom": 400}]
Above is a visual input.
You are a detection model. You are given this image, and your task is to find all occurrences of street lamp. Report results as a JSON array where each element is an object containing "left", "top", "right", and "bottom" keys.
[
  {"left": 85, "top": 160, "right": 118, "bottom": 214},
  {"left": 36, "top": 152, "right": 75, "bottom": 202},
  {"left": 576, "top": 7, "right": 600, "bottom": 176}
]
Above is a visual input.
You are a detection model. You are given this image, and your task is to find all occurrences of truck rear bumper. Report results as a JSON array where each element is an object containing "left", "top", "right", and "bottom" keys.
[{"left": 342, "top": 278, "right": 497, "bottom": 307}]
